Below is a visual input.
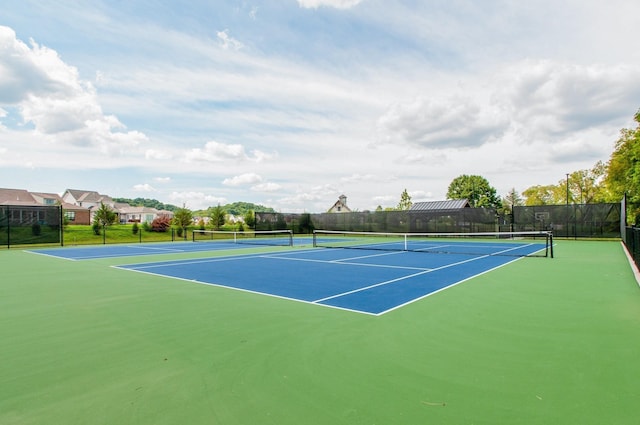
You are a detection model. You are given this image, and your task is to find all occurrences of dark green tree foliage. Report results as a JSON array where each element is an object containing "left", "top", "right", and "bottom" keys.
[
  {"left": 224, "top": 202, "right": 275, "bottom": 216},
  {"left": 243, "top": 210, "right": 256, "bottom": 229},
  {"left": 94, "top": 202, "right": 117, "bottom": 226},
  {"left": 605, "top": 110, "right": 640, "bottom": 207},
  {"left": 275, "top": 214, "right": 287, "bottom": 230},
  {"left": 112, "top": 197, "right": 178, "bottom": 212},
  {"left": 209, "top": 204, "right": 226, "bottom": 230},
  {"left": 447, "top": 175, "right": 501, "bottom": 208},
  {"left": 172, "top": 206, "right": 193, "bottom": 230},
  {"left": 297, "top": 213, "right": 315, "bottom": 233}
]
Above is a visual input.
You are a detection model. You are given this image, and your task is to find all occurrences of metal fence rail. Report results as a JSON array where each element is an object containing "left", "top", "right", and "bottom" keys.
[{"left": 623, "top": 227, "right": 640, "bottom": 271}]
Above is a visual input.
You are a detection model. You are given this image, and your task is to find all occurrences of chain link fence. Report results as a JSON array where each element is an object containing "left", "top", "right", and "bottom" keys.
[
  {"left": 256, "top": 202, "right": 622, "bottom": 238},
  {"left": 1, "top": 205, "right": 62, "bottom": 247}
]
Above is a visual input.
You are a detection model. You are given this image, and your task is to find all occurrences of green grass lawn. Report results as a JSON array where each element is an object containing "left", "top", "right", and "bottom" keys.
[{"left": 1, "top": 240, "right": 639, "bottom": 424}]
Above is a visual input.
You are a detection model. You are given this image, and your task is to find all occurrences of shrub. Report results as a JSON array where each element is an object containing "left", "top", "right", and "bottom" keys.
[
  {"left": 92, "top": 222, "right": 102, "bottom": 235},
  {"left": 31, "top": 223, "right": 42, "bottom": 236},
  {"left": 150, "top": 216, "right": 171, "bottom": 232},
  {"left": 132, "top": 222, "right": 139, "bottom": 235}
]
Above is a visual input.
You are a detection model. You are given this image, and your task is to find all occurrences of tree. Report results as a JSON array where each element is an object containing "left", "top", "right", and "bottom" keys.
[
  {"left": 501, "top": 188, "right": 524, "bottom": 214},
  {"left": 297, "top": 213, "right": 315, "bottom": 234},
  {"left": 522, "top": 162, "right": 608, "bottom": 206},
  {"left": 522, "top": 184, "right": 565, "bottom": 205},
  {"left": 112, "top": 197, "right": 178, "bottom": 212},
  {"left": 567, "top": 165, "right": 606, "bottom": 204},
  {"left": 209, "top": 204, "right": 226, "bottom": 230},
  {"left": 397, "top": 189, "right": 412, "bottom": 210},
  {"left": 93, "top": 202, "right": 117, "bottom": 226},
  {"left": 244, "top": 210, "right": 256, "bottom": 229},
  {"left": 172, "top": 205, "right": 193, "bottom": 232},
  {"left": 447, "top": 175, "right": 501, "bottom": 208},
  {"left": 604, "top": 109, "right": 640, "bottom": 207}
]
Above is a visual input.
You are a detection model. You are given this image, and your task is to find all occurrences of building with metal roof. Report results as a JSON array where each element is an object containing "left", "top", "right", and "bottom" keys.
[{"left": 409, "top": 199, "right": 470, "bottom": 211}]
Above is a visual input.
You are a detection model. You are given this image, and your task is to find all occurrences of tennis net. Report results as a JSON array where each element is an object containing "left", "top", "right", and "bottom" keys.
[
  {"left": 193, "top": 229, "right": 293, "bottom": 247},
  {"left": 313, "top": 230, "right": 553, "bottom": 258}
]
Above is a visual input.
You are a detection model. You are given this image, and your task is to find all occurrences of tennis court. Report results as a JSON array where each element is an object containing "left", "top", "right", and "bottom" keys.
[
  {"left": 2, "top": 236, "right": 640, "bottom": 425},
  {"left": 28, "top": 230, "right": 297, "bottom": 260},
  {"left": 116, "top": 237, "right": 547, "bottom": 315}
]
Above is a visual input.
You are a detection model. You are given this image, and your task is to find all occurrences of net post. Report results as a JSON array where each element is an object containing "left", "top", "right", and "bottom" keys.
[
  {"left": 404, "top": 234, "right": 408, "bottom": 251},
  {"left": 313, "top": 230, "right": 317, "bottom": 247},
  {"left": 549, "top": 232, "right": 554, "bottom": 258},
  {"left": 233, "top": 232, "right": 238, "bottom": 243}
]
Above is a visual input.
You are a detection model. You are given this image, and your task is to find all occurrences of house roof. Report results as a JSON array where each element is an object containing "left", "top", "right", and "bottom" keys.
[
  {"left": 117, "top": 205, "right": 158, "bottom": 214},
  {"left": 0, "top": 188, "right": 37, "bottom": 205},
  {"left": 65, "top": 189, "right": 114, "bottom": 205},
  {"left": 409, "top": 199, "right": 470, "bottom": 211}
]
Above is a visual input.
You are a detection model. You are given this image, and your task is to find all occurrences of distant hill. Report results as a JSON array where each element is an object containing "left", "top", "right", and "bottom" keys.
[
  {"left": 114, "top": 198, "right": 276, "bottom": 215},
  {"left": 193, "top": 201, "right": 276, "bottom": 216},
  {"left": 223, "top": 201, "right": 276, "bottom": 215},
  {"left": 113, "top": 197, "right": 179, "bottom": 212}
]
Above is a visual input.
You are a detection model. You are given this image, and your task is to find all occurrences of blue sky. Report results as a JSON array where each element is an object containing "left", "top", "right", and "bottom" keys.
[{"left": 1, "top": 0, "right": 639, "bottom": 211}]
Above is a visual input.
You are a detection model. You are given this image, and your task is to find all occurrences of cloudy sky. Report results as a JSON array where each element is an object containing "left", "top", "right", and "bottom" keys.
[{"left": 1, "top": 0, "right": 639, "bottom": 211}]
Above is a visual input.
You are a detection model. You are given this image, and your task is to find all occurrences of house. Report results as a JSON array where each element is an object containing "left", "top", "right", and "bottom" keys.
[
  {"left": 62, "top": 189, "right": 121, "bottom": 224},
  {"left": 328, "top": 195, "right": 352, "bottom": 213},
  {"left": 62, "top": 189, "right": 116, "bottom": 209},
  {"left": 62, "top": 189, "right": 175, "bottom": 224},
  {"left": 116, "top": 204, "right": 173, "bottom": 224},
  {"left": 0, "top": 188, "right": 92, "bottom": 224},
  {"left": 32, "top": 191, "right": 91, "bottom": 225}
]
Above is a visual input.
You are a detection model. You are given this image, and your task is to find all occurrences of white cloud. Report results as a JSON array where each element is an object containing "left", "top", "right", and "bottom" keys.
[
  {"left": 501, "top": 60, "right": 640, "bottom": 139},
  {"left": 154, "top": 177, "right": 171, "bottom": 183},
  {"left": 372, "top": 195, "right": 395, "bottom": 205},
  {"left": 217, "top": 29, "right": 244, "bottom": 51},
  {"left": 133, "top": 183, "right": 156, "bottom": 192},
  {"left": 184, "top": 141, "right": 271, "bottom": 163},
  {"left": 408, "top": 190, "right": 432, "bottom": 202},
  {"left": 0, "top": 25, "right": 149, "bottom": 157},
  {"left": 168, "top": 191, "right": 227, "bottom": 210},
  {"left": 251, "top": 182, "right": 282, "bottom": 192},
  {"left": 297, "top": 0, "right": 364, "bottom": 9},
  {"left": 145, "top": 149, "right": 173, "bottom": 161},
  {"left": 340, "top": 173, "right": 375, "bottom": 183},
  {"left": 376, "top": 95, "right": 509, "bottom": 149},
  {"left": 223, "top": 173, "right": 263, "bottom": 186}
]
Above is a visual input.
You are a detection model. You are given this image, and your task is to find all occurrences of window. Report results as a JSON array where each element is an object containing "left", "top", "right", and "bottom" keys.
[{"left": 64, "top": 211, "right": 76, "bottom": 221}]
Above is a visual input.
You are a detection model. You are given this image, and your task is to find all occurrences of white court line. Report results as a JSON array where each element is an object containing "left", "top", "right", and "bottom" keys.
[
  {"left": 312, "top": 243, "right": 536, "bottom": 304},
  {"left": 260, "top": 253, "right": 430, "bottom": 271},
  {"left": 124, "top": 245, "right": 186, "bottom": 252}
]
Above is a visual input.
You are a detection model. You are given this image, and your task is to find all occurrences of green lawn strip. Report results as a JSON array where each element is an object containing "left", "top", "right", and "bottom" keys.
[{"left": 1, "top": 241, "right": 639, "bottom": 424}]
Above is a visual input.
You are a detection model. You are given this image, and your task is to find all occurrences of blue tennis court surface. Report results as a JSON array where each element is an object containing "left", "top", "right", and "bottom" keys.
[
  {"left": 27, "top": 239, "right": 306, "bottom": 260},
  {"left": 116, "top": 243, "right": 545, "bottom": 315}
]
